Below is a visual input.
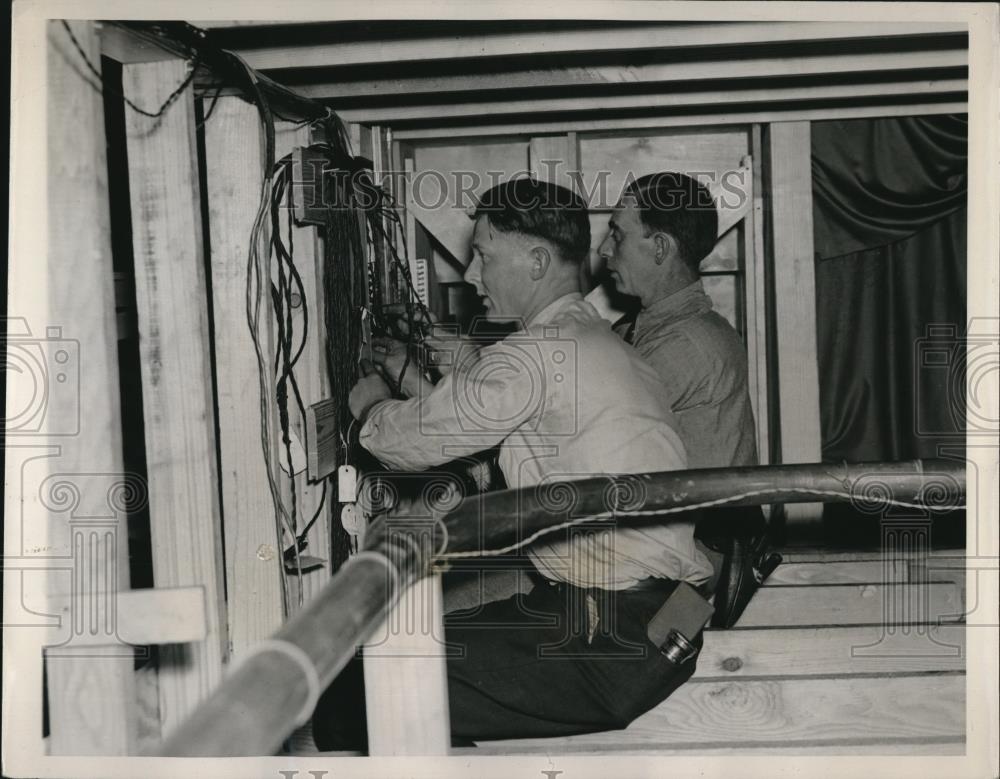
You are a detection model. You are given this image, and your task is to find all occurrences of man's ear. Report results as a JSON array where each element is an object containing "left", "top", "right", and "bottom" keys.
[
  {"left": 652, "top": 231, "right": 679, "bottom": 267},
  {"left": 528, "top": 246, "right": 551, "bottom": 280}
]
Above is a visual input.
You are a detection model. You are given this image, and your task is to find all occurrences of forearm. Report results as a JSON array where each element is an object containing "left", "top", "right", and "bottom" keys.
[{"left": 359, "top": 377, "right": 507, "bottom": 471}]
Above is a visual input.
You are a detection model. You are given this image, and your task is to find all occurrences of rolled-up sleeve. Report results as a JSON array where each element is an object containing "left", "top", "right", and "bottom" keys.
[{"left": 359, "top": 340, "right": 542, "bottom": 471}]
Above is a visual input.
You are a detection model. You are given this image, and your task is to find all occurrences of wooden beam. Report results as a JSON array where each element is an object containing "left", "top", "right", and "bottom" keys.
[
  {"left": 98, "top": 21, "right": 179, "bottom": 64},
  {"left": 392, "top": 101, "right": 968, "bottom": 140},
  {"left": 334, "top": 78, "right": 967, "bottom": 124},
  {"left": 204, "top": 96, "right": 286, "bottom": 657},
  {"left": 45, "top": 587, "right": 209, "bottom": 647},
  {"left": 122, "top": 58, "right": 228, "bottom": 737},
  {"left": 481, "top": 673, "right": 964, "bottom": 752},
  {"left": 290, "top": 48, "right": 968, "bottom": 101},
  {"left": 746, "top": 127, "right": 771, "bottom": 464},
  {"left": 766, "top": 121, "right": 823, "bottom": 533},
  {"left": 364, "top": 574, "right": 451, "bottom": 755},
  {"left": 236, "top": 21, "right": 966, "bottom": 71},
  {"left": 39, "top": 19, "right": 136, "bottom": 756}
]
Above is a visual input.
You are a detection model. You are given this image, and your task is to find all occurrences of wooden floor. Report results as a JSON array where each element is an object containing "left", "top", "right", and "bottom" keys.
[
  {"left": 296, "top": 548, "right": 967, "bottom": 756},
  {"left": 469, "top": 548, "right": 967, "bottom": 755}
]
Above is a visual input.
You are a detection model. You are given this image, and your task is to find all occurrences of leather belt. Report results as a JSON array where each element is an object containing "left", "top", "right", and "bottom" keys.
[{"left": 528, "top": 569, "right": 676, "bottom": 594}]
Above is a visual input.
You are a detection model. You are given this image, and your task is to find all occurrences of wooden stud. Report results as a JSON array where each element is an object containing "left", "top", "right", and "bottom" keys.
[
  {"left": 364, "top": 574, "right": 451, "bottom": 755},
  {"left": 32, "top": 19, "right": 137, "bottom": 756},
  {"left": 203, "top": 96, "right": 285, "bottom": 657},
  {"left": 766, "top": 121, "right": 823, "bottom": 531},
  {"left": 746, "top": 127, "right": 771, "bottom": 464},
  {"left": 122, "top": 58, "right": 228, "bottom": 736}
]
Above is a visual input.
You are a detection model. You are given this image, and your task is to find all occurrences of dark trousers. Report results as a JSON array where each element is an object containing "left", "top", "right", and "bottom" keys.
[{"left": 313, "top": 574, "right": 700, "bottom": 748}]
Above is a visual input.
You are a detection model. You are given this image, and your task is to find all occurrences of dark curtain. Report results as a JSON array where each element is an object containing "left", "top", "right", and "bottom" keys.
[
  {"left": 811, "top": 116, "right": 967, "bottom": 547},
  {"left": 812, "top": 115, "right": 967, "bottom": 464}
]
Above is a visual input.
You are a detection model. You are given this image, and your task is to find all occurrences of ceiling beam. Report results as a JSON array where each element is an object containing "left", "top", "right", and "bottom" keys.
[
  {"left": 232, "top": 21, "right": 967, "bottom": 71},
  {"left": 333, "top": 79, "right": 967, "bottom": 124},
  {"left": 286, "top": 49, "right": 968, "bottom": 101},
  {"left": 392, "top": 101, "right": 968, "bottom": 140}
]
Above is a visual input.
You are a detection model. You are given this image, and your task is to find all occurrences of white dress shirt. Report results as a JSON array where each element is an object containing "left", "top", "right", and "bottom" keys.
[{"left": 360, "top": 293, "right": 712, "bottom": 588}]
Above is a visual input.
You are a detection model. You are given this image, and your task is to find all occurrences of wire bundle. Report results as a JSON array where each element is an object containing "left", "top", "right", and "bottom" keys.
[{"left": 64, "top": 17, "right": 434, "bottom": 611}]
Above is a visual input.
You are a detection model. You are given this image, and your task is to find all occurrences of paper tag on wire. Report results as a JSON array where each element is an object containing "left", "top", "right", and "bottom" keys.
[{"left": 338, "top": 465, "right": 357, "bottom": 503}]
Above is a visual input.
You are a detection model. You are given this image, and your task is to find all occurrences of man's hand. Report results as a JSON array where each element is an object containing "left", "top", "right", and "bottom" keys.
[
  {"left": 371, "top": 337, "right": 436, "bottom": 398},
  {"left": 370, "top": 336, "right": 410, "bottom": 390},
  {"left": 348, "top": 359, "right": 392, "bottom": 422},
  {"left": 378, "top": 303, "right": 469, "bottom": 377}
]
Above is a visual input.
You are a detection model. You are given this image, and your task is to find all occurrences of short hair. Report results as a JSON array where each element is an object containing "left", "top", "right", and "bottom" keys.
[
  {"left": 622, "top": 172, "right": 718, "bottom": 272},
  {"left": 471, "top": 178, "right": 591, "bottom": 265}
]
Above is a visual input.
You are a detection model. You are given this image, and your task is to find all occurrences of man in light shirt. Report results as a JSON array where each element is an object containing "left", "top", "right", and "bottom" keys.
[{"left": 332, "top": 178, "right": 712, "bottom": 744}]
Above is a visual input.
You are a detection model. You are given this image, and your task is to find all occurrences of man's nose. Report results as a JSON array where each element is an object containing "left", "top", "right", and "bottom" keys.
[
  {"left": 464, "top": 255, "right": 481, "bottom": 286},
  {"left": 597, "top": 234, "right": 614, "bottom": 261}
]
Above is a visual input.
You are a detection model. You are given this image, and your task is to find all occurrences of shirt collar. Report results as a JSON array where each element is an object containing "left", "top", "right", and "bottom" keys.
[
  {"left": 638, "top": 279, "right": 711, "bottom": 327},
  {"left": 526, "top": 292, "right": 584, "bottom": 328}
]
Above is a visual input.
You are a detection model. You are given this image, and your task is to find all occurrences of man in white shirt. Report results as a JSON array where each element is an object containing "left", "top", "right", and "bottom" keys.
[{"left": 329, "top": 178, "right": 711, "bottom": 744}]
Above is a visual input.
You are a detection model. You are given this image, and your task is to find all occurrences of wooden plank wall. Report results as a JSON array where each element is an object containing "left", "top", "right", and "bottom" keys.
[
  {"left": 204, "top": 97, "right": 286, "bottom": 657},
  {"left": 122, "top": 58, "right": 228, "bottom": 738},
  {"left": 41, "top": 19, "right": 136, "bottom": 755}
]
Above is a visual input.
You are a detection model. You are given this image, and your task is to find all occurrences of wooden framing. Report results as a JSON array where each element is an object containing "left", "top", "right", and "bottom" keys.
[
  {"left": 766, "top": 122, "right": 824, "bottom": 529},
  {"left": 122, "top": 58, "right": 228, "bottom": 736},
  {"left": 234, "top": 21, "right": 966, "bottom": 71},
  {"left": 39, "top": 19, "right": 137, "bottom": 755},
  {"left": 335, "top": 79, "right": 966, "bottom": 125},
  {"left": 392, "top": 102, "right": 967, "bottom": 140},
  {"left": 292, "top": 48, "right": 968, "bottom": 101},
  {"left": 364, "top": 575, "right": 451, "bottom": 755},
  {"left": 204, "top": 97, "right": 286, "bottom": 656},
  {"left": 16, "top": 15, "right": 982, "bottom": 763},
  {"left": 744, "top": 131, "right": 771, "bottom": 463}
]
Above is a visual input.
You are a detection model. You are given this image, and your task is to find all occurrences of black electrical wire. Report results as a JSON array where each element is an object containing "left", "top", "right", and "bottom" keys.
[{"left": 61, "top": 20, "right": 201, "bottom": 119}]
